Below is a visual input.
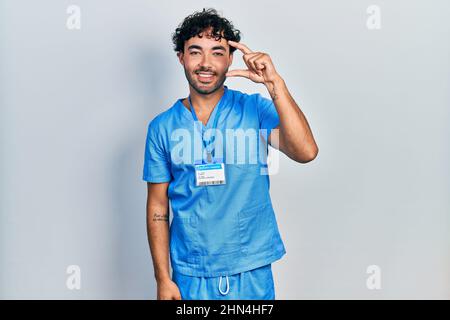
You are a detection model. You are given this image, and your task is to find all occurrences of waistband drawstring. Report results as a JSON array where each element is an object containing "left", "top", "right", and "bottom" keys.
[{"left": 218, "top": 275, "right": 230, "bottom": 295}]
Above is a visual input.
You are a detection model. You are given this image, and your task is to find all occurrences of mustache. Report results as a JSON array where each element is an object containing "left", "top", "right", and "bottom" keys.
[{"left": 195, "top": 69, "right": 216, "bottom": 74}]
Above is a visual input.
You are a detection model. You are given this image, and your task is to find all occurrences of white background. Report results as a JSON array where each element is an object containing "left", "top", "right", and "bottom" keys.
[{"left": 1, "top": 0, "right": 449, "bottom": 299}]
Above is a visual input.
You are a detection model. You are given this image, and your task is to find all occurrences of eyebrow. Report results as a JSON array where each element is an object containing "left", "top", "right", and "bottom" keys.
[{"left": 187, "top": 45, "right": 227, "bottom": 51}]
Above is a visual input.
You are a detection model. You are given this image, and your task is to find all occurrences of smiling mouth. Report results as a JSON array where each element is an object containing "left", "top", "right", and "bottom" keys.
[{"left": 196, "top": 72, "right": 215, "bottom": 83}]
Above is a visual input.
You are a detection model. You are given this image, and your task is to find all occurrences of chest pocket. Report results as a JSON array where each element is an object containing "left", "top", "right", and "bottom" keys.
[{"left": 226, "top": 163, "right": 262, "bottom": 182}]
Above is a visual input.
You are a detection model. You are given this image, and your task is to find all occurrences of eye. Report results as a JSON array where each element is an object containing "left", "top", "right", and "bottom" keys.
[
  {"left": 190, "top": 51, "right": 200, "bottom": 55},
  {"left": 213, "top": 52, "right": 224, "bottom": 56}
]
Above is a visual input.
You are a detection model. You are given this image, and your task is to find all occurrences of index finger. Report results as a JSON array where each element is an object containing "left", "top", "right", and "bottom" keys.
[{"left": 228, "top": 40, "right": 253, "bottom": 54}]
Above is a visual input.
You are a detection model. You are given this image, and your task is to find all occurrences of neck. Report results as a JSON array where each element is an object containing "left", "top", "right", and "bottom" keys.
[{"left": 188, "top": 85, "right": 225, "bottom": 112}]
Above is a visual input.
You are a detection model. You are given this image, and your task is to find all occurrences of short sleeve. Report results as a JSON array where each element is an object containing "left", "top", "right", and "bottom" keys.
[
  {"left": 256, "top": 93, "right": 280, "bottom": 138},
  {"left": 142, "top": 121, "right": 172, "bottom": 183}
]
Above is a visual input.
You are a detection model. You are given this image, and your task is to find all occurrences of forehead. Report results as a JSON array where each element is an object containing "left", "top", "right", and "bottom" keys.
[{"left": 185, "top": 28, "right": 228, "bottom": 49}]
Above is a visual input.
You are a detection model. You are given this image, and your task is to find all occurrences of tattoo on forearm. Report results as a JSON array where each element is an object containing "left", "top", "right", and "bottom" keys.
[
  {"left": 268, "top": 82, "right": 279, "bottom": 101},
  {"left": 152, "top": 212, "right": 169, "bottom": 222},
  {"left": 270, "top": 87, "right": 278, "bottom": 101}
]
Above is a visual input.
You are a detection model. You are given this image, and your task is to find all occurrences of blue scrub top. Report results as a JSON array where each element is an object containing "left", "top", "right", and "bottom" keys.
[{"left": 142, "top": 85, "right": 286, "bottom": 277}]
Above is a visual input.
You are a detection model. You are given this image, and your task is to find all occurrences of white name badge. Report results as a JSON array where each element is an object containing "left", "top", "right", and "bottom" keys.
[{"left": 194, "top": 163, "right": 226, "bottom": 186}]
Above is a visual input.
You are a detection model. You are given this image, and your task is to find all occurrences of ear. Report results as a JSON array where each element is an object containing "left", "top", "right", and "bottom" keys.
[
  {"left": 229, "top": 52, "right": 233, "bottom": 67},
  {"left": 177, "top": 52, "right": 184, "bottom": 65}
]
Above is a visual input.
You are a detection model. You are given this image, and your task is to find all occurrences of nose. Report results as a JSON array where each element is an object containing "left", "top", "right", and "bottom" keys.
[{"left": 198, "top": 53, "right": 213, "bottom": 70}]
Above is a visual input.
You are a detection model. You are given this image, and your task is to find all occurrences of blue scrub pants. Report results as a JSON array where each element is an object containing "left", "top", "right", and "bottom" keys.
[{"left": 172, "top": 264, "right": 275, "bottom": 300}]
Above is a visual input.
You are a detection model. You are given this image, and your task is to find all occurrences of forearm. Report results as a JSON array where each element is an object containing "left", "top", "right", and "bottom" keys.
[
  {"left": 146, "top": 201, "right": 171, "bottom": 283},
  {"left": 265, "top": 76, "right": 318, "bottom": 162}
]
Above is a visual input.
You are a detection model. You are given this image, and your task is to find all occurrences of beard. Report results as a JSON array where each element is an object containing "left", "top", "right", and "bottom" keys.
[{"left": 183, "top": 67, "right": 227, "bottom": 95}]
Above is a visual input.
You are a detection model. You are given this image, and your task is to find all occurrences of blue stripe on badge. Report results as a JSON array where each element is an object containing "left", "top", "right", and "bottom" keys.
[{"left": 196, "top": 164, "right": 222, "bottom": 170}]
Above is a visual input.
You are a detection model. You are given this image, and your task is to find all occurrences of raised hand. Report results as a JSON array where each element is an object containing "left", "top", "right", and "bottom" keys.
[{"left": 226, "top": 40, "right": 281, "bottom": 85}]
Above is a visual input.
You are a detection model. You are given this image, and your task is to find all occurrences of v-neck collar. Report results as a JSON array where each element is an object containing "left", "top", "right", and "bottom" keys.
[{"left": 177, "top": 85, "right": 229, "bottom": 128}]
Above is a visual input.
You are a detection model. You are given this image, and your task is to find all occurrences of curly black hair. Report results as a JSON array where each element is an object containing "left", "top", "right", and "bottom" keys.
[{"left": 172, "top": 8, "right": 241, "bottom": 54}]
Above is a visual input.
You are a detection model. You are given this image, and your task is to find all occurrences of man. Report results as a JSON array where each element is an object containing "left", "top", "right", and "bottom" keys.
[{"left": 143, "top": 8, "right": 318, "bottom": 300}]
